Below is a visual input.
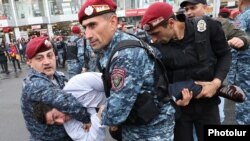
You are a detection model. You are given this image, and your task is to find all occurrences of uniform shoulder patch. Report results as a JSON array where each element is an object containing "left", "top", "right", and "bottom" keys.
[
  {"left": 197, "top": 19, "right": 206, "bottom": 32},
  {"left": 111, "top": 68, "right": 126, "bottom": 92}
]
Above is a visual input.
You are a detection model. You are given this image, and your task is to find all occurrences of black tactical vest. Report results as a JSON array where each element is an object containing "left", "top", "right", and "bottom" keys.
[
  {"left": 187, "top": 16, "right": 217, "bottom": 81},
  {"left": 66, "top": 37, "right": 80, "bottom": 60}
]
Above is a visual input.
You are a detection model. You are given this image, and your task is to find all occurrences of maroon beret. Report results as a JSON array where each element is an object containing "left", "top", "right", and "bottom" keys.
[
  {"left": 26, "top": 36, "right": 52, "bottom": 59},
  {"left": 141, "top": 2, "right": 173, "bottom": 31},
  {"left": 219, "top": 7, "right": 231, "bottom": 15},
  {"left": 78, "top": 0, "right": 117, "bottom": 23},
  {"left": 71, "top": 25, "right": 81, "bottom": 34}
]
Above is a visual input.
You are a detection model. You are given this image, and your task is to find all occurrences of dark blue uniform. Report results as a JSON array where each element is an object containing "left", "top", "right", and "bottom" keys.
[
  {"left": 66, "top": 36, "right": 84, "bottom": 78},
  {"left": 230, "top": 6, "right": 250, "bottom": 125},
  {"left": 21, "top": 69, "right": 89, "bottom": 140},
  {"left": 99, "top": 30, "right": 175, "bottom": 141}
]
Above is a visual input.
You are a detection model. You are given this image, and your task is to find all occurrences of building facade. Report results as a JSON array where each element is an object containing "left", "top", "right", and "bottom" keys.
[{"left": 0, "top": 0, "right": 238, "bottom": 44}]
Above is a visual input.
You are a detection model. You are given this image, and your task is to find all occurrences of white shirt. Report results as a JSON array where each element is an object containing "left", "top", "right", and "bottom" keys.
[{"left": 63, "top": 72, "right": 107, "bottom": 141}]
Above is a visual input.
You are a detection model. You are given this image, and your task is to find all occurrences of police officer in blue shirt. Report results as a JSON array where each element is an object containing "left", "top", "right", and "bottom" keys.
[
  {"left": 21, "top": 36, "right": 90, "bottom": 141},
  {"left": 78, "top": 0, "right": 192, "bottom": 140},
  {"left": 66, "top": 25, "right": 86, "bottom": 78},
  {"left": 230, "top": 0, "right": 250, "bottom": 125}
]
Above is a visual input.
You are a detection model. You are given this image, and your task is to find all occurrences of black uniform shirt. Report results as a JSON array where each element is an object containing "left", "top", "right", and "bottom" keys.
[{"left": 157, "top": 16, "right": 231, "bottom": 82}]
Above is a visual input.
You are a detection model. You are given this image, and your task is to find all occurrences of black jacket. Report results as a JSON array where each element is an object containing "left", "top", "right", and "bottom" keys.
[{"left": 155, "top": 16, "right": 231, "bottom": 83}]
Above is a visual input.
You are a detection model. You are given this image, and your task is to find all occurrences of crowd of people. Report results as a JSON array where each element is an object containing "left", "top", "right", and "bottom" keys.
[
  {"left": 0, "top": 38, "right": 25, "bottom": 75},
  {"left": 4, "top": 0, "right": 248, "bottom": 141}
]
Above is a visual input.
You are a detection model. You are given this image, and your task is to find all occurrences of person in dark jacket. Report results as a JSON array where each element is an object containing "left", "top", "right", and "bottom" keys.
[
  {"left": 0, "top": 43, "right": 9, "bottom": 74},
  {"left": 141, "top": 2, "right": 231, "bottom": 141},
  {"left": 180, "top": 0, "right": 250, "bottom": 135}
]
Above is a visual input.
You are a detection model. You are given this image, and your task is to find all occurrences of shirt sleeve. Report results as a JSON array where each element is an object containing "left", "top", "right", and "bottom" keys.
[
  {"left": 89, "top": 114, "right": 106, "bottom": 141},
  {"left": 102, "top": 47, "right": 154, "bottom": 125},
  {"left": 209, "top": 19, "right": 232, "bottom": 81},
  {"left": 63, "top": 114, "right": 106, "bottom": 141},
  {"left": 221, "top": 18, "right": 250, "bottom": 50},
  {"left": 236, "top": 12, "right": 250, "bottom": 33}
]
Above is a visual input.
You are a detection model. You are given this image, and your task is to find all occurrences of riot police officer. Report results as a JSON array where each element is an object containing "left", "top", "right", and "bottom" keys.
[
  {"left": 21, "top": 36, "right": 90, "bottom": 140},
  {"left": 78, "top": 0, "right": 192, "bottom": 140}
]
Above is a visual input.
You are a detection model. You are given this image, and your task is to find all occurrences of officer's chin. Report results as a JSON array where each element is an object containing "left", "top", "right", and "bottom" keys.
[
  {"left": 160, "top": 40, "right": 170, "bottom": 44},
  {"left": 44, "top": 69, "right": 55, "bottom": 79}
]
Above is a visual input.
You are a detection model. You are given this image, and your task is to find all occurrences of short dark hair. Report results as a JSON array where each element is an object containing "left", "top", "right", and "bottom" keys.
[
  {"left": 156, "top": 20, "right": 168, "bottom": 29},
  {"left": 155, "top": 13, "right": 185, "bottom": 30},
  {"left": 219, "top": 12, "right": 230, "bottom": 18},
  {"left": 102, "top": 12, "right": 116, "bottom": 20},
  {"left": 32, "top": 102, "right": 53, "bottom": 124}
]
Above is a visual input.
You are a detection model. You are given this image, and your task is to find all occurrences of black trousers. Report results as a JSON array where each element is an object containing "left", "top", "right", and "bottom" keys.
[
  {"left": 0, "top": 61, "right": 9, "bottom": 73},
  {"left": 174, "top": 97, "right": 221, "bottom": 141},
  {"left": 11, "top": 58, "right": 21, "bottom": 71}
]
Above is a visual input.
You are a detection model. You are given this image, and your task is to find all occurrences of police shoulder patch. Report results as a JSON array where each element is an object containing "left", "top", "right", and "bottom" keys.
[
  {"left": 197, "top": 19, "right": 206, "bottom": 32},
  {"left": 111, "top": 68, "right": 126, "bottom": 92}
]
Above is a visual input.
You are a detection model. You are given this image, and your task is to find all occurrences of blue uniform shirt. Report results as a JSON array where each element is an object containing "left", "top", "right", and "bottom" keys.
[
  {"left": 21, "top": 68, "right": 90, "bottom": 140},
  {"left": 229, "top": 6, "right": 250, "bottom": 125},
  {"left": 99, "top": 30, "right": 175, "bottom": 140}
]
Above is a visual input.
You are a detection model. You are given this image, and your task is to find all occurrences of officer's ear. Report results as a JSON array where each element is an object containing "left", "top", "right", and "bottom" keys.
[
  {"left": 109, "top": 14, "right": 118, "bottom": 31},
  {"left": 168, "top": 18, "right": 175, "bottom": 27},
  {"left": 26, "top": 59, "right": 32, "bottom": 66}
]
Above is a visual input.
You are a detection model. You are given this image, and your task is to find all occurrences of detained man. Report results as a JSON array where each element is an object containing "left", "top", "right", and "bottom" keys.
[{"left": 32, "top": 72, "right": 107, "bottom": 141}]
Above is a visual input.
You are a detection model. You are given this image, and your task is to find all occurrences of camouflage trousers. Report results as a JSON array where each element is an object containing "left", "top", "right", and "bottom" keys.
[
  {"left": 227, "top": 49, "right": 250, "bottom": 124},
  {"left": 122, "top": 120, "right": 174, "bottom": 141},
  {"left": 66, "top": 59, "right": 81, "bottom": 79}
]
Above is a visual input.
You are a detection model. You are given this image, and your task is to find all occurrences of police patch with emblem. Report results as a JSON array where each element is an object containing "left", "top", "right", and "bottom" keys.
[
  {"left": 111, "top": 68, "right": 126, "bottom": 91},
  {"left": 85, "top": 6, "right": 94, "bottom": 16},
  {"left": 197, "top": 19, "right": 206, "bottom": 32}
]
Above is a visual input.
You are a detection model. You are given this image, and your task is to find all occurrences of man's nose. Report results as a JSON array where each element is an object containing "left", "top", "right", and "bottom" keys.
[
  {"left": 185, "top": 11, "right": 192, "bottom": 17},
  {"left": 42, "top": 57, "right": 51, "bottom": 64},
  {"left": 85, "top": 28, "right": 93, "bottom": 40}
]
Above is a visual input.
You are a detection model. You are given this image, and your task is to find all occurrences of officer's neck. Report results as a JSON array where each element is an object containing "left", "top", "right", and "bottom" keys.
[
  {"left": 173, "top": 22, "right": 185, "bottom": 40},
  {"left": 47, "top": 74, "right": 54, "bottom": 80}
]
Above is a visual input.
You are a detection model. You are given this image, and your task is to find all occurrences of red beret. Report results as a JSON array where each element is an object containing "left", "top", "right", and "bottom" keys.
[
  {"left": 26, "top": 36, "right": 52, "bottom": 59},
  {"left": 219, "top": 7, "right": 231, "bottom": 15},
  {"left": 71, "top": 25, "right": 81, "bottom": 34},
  {"left": 78, "top": 0, "right": 117, "bottom": 23},
  {"left": 141, "top": 2, "right": 173, "bottom": 31},
  {"left": 230, "top": 9, "right": 240, "bottom": 19}
]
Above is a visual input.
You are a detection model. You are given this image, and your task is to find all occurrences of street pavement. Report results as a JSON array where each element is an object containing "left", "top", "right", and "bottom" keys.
[
  {"left": 0, "top": 64, "right": 29, "bottom": 141},
  {"left": 0, "top": 63, "right": 236, "bottom": 140}
]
